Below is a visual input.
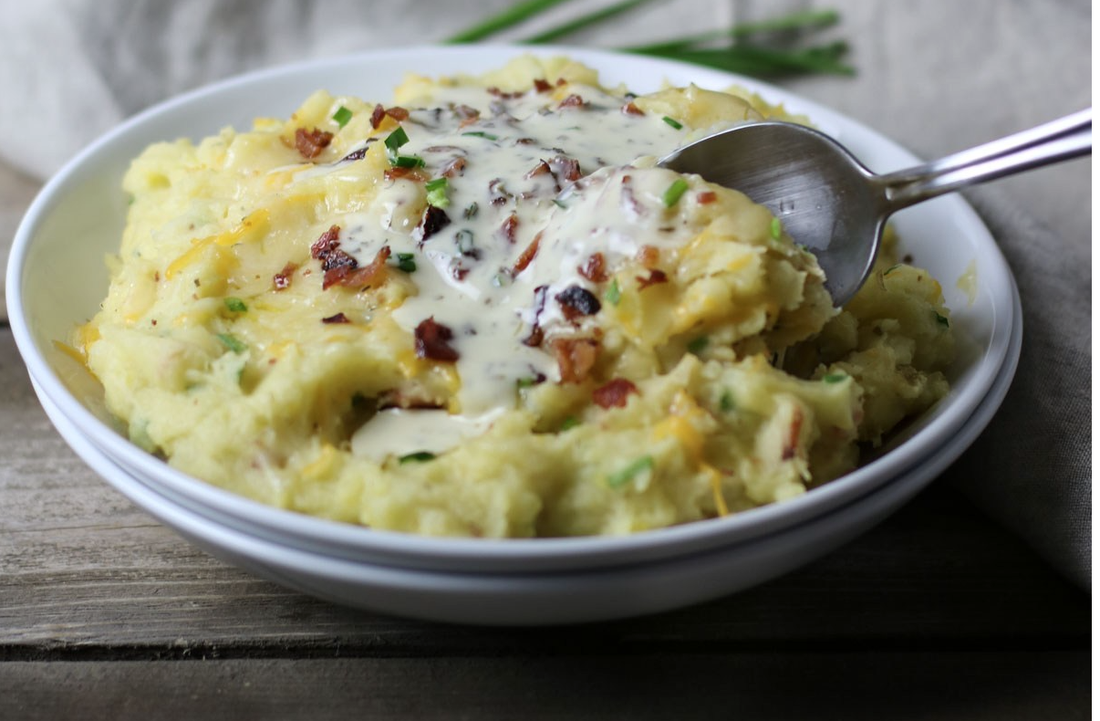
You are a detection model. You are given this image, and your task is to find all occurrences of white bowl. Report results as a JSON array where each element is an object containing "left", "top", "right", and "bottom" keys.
[{"left": 7, "top": 47, "right": 1021, "bottom": 585}]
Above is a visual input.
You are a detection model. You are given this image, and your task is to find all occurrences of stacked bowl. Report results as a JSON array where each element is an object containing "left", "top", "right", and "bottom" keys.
[{"left": 6, "top": 46, "right": 1021, "bottom": 625}]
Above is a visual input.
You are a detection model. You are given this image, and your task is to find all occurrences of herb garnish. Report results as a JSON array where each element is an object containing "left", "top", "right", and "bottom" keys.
[
  {"left": 604, "top": 278, "right": 621, "bottom": 305},
  {"left": 216, "top": 333, "right": 247, "bottom": 354},
  {"left": 224, "top": 297, "right": 247, "bottom": 313},
  {"left": 607, "top": 455, "right": 655, "bottom": 488},
  {"left": 662, "top": 116, "right": 684, "bottom": 130},
  {"left": 663, "top": 178, "right": 689, "bottom": 207},
  {"left": 399, "top": 451, "right": 436, "bottom": 464},
  {"left": 425, "top": 177, "right": 450, "bottom": 208},
  {"left": 332, "top": 106, "right": 353, "bottom": 128}
]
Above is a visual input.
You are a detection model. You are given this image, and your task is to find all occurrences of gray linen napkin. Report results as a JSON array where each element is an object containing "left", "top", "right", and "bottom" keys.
[{"left": 0, "top": 0, "right": 1090, "bottom": 587}]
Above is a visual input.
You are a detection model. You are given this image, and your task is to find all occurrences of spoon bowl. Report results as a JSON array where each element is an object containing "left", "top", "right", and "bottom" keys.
[{"left": 660, "top": 110, "right": 1091, "bottom": 305}]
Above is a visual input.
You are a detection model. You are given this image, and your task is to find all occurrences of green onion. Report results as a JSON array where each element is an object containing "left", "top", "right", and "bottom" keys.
[
  {"left": 393, "top": 252, "right": 417, "bottom": 273},
  {"left": 770, "top": 217, "right": 783, "bottom": 240},
  {"left": 663, "top": 178, "right": 689, "bottom": 207},
  {"left": 934, "top": 311, "right": 950, "bottom": 329},
  {"left": 516, "top": 376, "right": 541, "bottom": 389},
  {"left": 463, "top": 202, "right": 479, "bottom": 220},
  {"left": 444, "top": 0, "right": 574, "bottom": 43},
  {"left": 607, "top": 455, "right": 655, "bottom": 488},
  {"left": 604, "top": 278, "right": 621, "bottom": 305},
  {"left": 883, "top": 263, "right": 902, "bottom": 276},
  {"left": 332, "top": 106, "right": 353, "bottom": 128},
  {"left": 224, "top": 297, "right": 247, "bottom": 313},
  {"left": 384, "top": 127, "right": 409, "bottom": 152},
  {"left": 662, "top": 116, "right": 684, "bottom": 130},
  {"left": 425, "top": 177, "right": 450, "bottom": 208},
  {"left": 719, "top": 390, "right": 736, "bottom": 412},
  {"left": 216, "top": 333, "right": 247, "bottom": 354},
  {"left": 626, "top": 8, "right": 841, "bottom": 55},
  {"left": 462, "top": 131, "right": 499, "bottom": 140},
  {"left": 822, "top": 373, "right": 847, "bottom": 384},
  {"left": 392, "top": 154, "right": 425, "bottom": 169},
  {"left": 560, "top": 416, "right": 580, "bottom": 431},
  {"left": 399, "top": 451, "right": 436, "bottom": 464},
  {"left": 686, "top": 336, "right": 709, "bottom": 355},
  {"left": 519, "top": 0, "right": 658, "bottom": 44}
]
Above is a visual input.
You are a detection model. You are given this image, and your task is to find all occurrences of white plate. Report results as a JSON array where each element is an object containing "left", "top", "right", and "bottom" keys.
[
  {"left": 33, "top": 304, "right": 1018, "bottom": 625},
  {"left": 8, "top": 46, "right": 1020, "bottom": 576}
]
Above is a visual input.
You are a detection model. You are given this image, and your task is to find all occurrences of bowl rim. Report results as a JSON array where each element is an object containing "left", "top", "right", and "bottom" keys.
[{"left": 6, "top": 44, "right": 1023, "bottom": 571}]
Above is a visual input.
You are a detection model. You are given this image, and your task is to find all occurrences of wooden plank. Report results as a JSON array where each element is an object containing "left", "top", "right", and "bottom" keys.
[
  {"left": 0, "top": 652, "right": 1091, "bottom": 721},
  {"left": 0, "top": 327, "right": 1089, "bottom": 656}
]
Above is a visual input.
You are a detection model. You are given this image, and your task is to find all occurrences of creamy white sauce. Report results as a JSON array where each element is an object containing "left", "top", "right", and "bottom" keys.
[{"left": 296, "top": 82, "right": 714, "bottom": 457}]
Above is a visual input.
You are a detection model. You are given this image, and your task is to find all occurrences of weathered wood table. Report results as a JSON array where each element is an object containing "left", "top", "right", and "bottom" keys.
[{"left": 0, "top": 1, "right": 1090, "bottom": 718}]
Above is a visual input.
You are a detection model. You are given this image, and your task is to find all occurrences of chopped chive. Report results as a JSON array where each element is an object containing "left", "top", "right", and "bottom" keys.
[
  {"left": 392, "top": 252, "right": 417, "bottom": 273},
  {"left": 934, "top": 311, "right": 950, "bottom": 329},
  {"left": 560, "top": 416, "right": 580, "bottom": 431},
  {"left": 822, "top": 373, "right": 847, "bottom": 383},
  {"left": 463, "top": 202, "right": 480, "bottom": 220},
  {"left": 384, "top": 127, "right": 410, "bottom": 151},
  {"left": 607, "top": 455, "right": 655, "bottom": 488},
  {"left": 770, "top": 217, "right": 783, "bottom": 240},
  {"left": 455, "top": 229, "right": 476, "bottom": 254},
  {"left": 444, "top": 0, "right": 574, "bottom": 43},
  {"left": 662, "top": 116, "right": 684, "bottom": 130},
  {"left": 332, "top": 106, "right": 353, "bottom": 128},
  {"left": 604, "top": 278, "right": 621, "bottom": 305},
  {"left": 392, "top": 154, "right": 425, "bottom": 169},
  {"left": 516, "top": 376, "right": 541, "bottom": 388},
  {"left": 686, "top": 336, "right": 709, "bottom": 355},
  {"left": 425, "top": 177, "right": 450, "bottom": 208},
  {"left": 216, "top": 333, "right": 247, "bottom": 354},
  {"left": 883, "top": 263, "right": 902, "bottom": 276},
  {"left": 719, "top": 390, "right": 736, "bottom": 412},
  {"left": 663, "top": 178, "right": 689, "bottom": 207},
  {"left": 552, "top": 199, "right": 568, "bottom": 209},
  {"left": 462, "top": 131, "right": 500, "bottom": 140},
  {"left": 399, "top": 451, "right": 436, "bottom": 463},
  {"left": 224, "top": 297, "right": 247, "bottom": 313}
]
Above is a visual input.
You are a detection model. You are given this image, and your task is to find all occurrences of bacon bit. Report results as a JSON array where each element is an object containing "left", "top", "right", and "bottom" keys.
[
  {"left": 370, "top": 104, "right": 386, "bottom": 129},
  {"left": 341, "top": 146, "right": 368, "bottom": 162},
  {"left": 524, "top": 160, "right": 551, "bottom": 179},
  {"left": 295, "top": 127, "right": 333, "bottom": 159},
  {"left": 551, "top": 338, "right": 599, "bottom": 384},
  {"left": 550, "top": 155, "right": 582, "bottom": 183},
  {"left": 781, "top": 406, "right": 805, "bottom": 461},
  {"left": 322, "top": 313, "right": 351, "bottom": 324},
  {"left": 696, "top": 191, "right": 718, "bottom": 204},
  {"left": 498, "top": 212, "right": 519, "bottom": 244},
  {"left": 512, "top": 233, "right": 541, "bottom": 276},
  {"left": 384, "top": 165, "right": 429, "bottom": 182},
  {"left": 488, "top": 178, "right": 512, "bottom": 206},
  {"left": 578, "top": 252, "right": 608, "bottom": 283},
  {"left": 593, "top": 378, "right": 638, "bottom": 409},
  {"left": 559, "top": 94, "right": 587, "bottom": 109},
  {"left": 636, "top": 269, "right": 668, "bottom": 290},
  {"left": 273, "top": 262, "right": 298, "bottom": 290},
  {"left": 441, "top": 156, "right": 467, "bottom": 178},
  {"left": 635, "top": 245, "right": 661, "bottom": 268},
  {"left": 622, "top": 101, "right": 644, "bottom": 116},
  {"left": 533, "top": 78, "right": 553, "bottom": 93},
  {"left": 327, "top": 246, "right": 391, "bottom": 290},
  {"left": 514, "top": 137, "right": 537, "bottom": 145},
  {"left": 386, "top": 106, "right": 409, "bottom": 122},
  {"left": 556, "top": 78, "right": 568, "bottom": 87},
  {"left": 487, "top": 86, "right": 524, "bottom": 99},
  {"left": 523, "top": 286, "right": 549, "bottom": 347},
  {"left": 311, "top": 226, "right": 342, "bottom": 259},
  {"left": 454, "top": 104, "right": 481, "bottom": 126},
  {"left": 414, "top": 317, "right": 460, "bottom": 362},
  {"left": 555, "top": 285, "right": 601, "bottom": 321},
  {"left": 416, "top": 206, "right": 451, "bottom": 242}
]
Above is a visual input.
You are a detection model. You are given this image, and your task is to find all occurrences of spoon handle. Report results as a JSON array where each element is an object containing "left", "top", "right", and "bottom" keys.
[{"left": 876, "top": 109, "right": 1092, "bottom": 211}]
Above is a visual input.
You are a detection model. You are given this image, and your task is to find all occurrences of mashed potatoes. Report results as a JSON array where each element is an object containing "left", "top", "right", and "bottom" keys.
[{"left": 79, "top": 56, "right": 954, "bottom": 537}]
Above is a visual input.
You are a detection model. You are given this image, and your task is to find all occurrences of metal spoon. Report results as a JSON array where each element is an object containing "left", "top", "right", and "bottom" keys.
[{"left": 659, "top": 109, "right": 1092, "bottom": 305}]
